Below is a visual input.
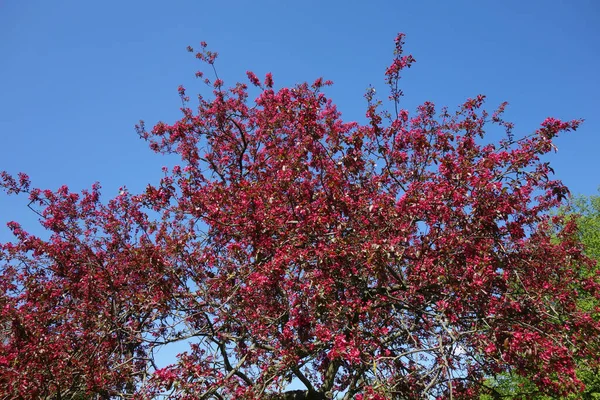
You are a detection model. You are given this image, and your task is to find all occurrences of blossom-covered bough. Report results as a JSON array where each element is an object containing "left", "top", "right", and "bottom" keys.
[{"left": 1, "top": 35, "right": 599, "bottom": 399}]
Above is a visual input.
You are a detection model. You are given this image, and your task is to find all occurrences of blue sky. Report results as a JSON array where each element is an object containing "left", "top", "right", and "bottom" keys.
[
  {"left": 1, "top": 0, "right": 598, "bottom": 211},
  {"left": 0, "top": 0, "right": 598, "bottom": 372}
]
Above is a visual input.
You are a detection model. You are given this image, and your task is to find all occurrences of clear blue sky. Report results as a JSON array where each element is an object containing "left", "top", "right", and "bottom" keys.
[
  {"left": 1, "top": 0, "right": 598, "bottom": 210},
  {"left": 0, "top": 0, "right": 598, "bottom": 370}
]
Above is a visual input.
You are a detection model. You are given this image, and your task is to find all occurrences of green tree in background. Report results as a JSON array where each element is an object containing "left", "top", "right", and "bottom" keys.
[
  {"left": 573, "top": 191, "right": 600, "bottom": 269},
  {"left": 482, "top": 190, "right": 600, "bottom": 399},
  {"left": 570, "top": 191, "right": 600, "bottom": 399}
]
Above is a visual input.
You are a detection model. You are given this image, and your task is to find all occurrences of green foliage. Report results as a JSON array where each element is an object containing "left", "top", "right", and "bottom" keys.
[
  {"left": 572, "top": 191, "right": 600, "bottom": 268},
  {"left": 569, "top": 190, "right": 600, "bottom": 398},
  {"left": 480, "top": 373, "right": 550, "bottom": 399}
]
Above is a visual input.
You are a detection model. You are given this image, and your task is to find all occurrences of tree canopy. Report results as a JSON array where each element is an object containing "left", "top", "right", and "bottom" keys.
[
  {"left": 482, "top": 191, "right": 600, "bottom": 399},
  {"left": 1, "top": 35, "right": 599, "bottom": 399}
]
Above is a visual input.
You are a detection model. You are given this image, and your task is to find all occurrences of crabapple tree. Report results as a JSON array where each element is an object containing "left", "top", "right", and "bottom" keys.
[{"left": 1, "top": 35, "right": 599, "bottom": 399}]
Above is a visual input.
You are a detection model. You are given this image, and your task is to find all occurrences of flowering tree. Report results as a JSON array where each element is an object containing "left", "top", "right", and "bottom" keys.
[
  {"left": 481, "top": 191, "right": 600, "bottom": 399},
  {"left": 1, "top": 35, "right": 599, "bottom": 399}
]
